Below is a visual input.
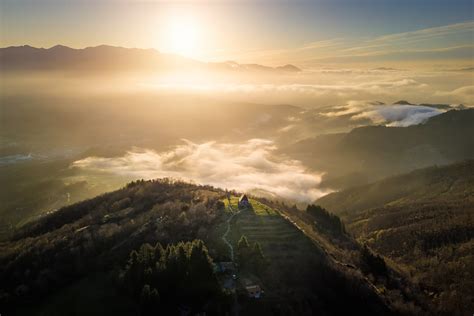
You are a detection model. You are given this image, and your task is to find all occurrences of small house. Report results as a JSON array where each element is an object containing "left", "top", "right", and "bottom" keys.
[
  {"left": 238, "top": 194, "right": 250, "bottom": 209},
  {"left": 245, "top": 285, "right": 263, "bottom": 298}
]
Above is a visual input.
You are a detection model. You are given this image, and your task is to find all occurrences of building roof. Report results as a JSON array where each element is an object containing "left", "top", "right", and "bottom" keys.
[
  {"left": 245, "top": 285, "right": 262, "bottom": 298},
  {"left": 239, "top": 194, "right": 249, "bottom": 202},
  {"left": 245, "top": 285, "right": 261, "bottom": 292}
]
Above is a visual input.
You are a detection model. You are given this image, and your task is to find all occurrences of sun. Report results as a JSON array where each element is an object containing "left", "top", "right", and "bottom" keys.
[{"left": 163, "top": 13, "right": 200, "bottom": 58}]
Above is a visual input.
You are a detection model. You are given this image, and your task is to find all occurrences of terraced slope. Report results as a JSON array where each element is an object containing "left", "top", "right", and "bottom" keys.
[
  {"left": 224, "top": 196, "right": 391, "bottom": 315},
  {"left": 225, "top": 196, "right": 318, "bottom": 266},
  {"left": 231, "top": 210, "right": 317, "bottom": 264},
  {"left": 2, "top": 182, "right": 415, "bottom": 315}
]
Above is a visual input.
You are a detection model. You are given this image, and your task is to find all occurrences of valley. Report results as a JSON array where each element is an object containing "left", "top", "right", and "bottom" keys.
[{"left": 1, "top": 10, "right": 473, "bottom": 314}]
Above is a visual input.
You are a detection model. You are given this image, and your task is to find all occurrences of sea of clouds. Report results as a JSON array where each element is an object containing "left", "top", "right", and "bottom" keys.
[
  {"left": 141, "top": 67, "right": 474, "bottom": 108},
  {"left": 322, "top": 100, "right": 447, "bottom": 126},
  {"left": 72, "top": 139, "right": 330, "bottom": 202}
]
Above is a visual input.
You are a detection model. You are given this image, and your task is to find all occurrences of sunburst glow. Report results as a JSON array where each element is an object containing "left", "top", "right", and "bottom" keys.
[{"left": 163, "top": 13, "right": 200, "bottom": 57}]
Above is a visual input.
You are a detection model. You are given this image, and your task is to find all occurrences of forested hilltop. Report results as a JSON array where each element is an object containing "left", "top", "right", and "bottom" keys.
[
  {"left": 317, "top": 160, "right": 474, "bottom": 314},
  {"left": 287, "top": 109, "right": 474, "bottom": 189},
  {"left": 0, "top": 179, "right": 431, "bottom": 315}
]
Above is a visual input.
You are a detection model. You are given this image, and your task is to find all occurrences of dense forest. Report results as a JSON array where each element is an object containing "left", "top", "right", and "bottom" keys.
[
  {"left": 0, "top": 178, "right": 431, "bottom": 315},
  {"left": 119, "top": 240, "right": 227, "bottom": 314},
  {"left": 317, "top": 160, "right": 474, "bottom": 314},
  {"left": 0, "top": 179, "right": 226, "bottom": 314},
  {"left": 1, "top": 160, "right": 471, "bottom": 314}
]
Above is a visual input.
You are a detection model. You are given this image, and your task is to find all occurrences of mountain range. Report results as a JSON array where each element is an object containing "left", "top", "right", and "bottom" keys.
[{"left": 0, "top": 45, "right": 301, "bottom": 74}]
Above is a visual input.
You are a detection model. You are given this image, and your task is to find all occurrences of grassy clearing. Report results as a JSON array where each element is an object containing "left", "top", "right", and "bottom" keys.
[
  {"left": 228, "top": 204, "right": 314, "bottom": 258},
  {"left": 209, "top": 196, "right": 283, "bottom": 262},
  {"left": 215, "top": 196, "right": 329, "bottom": 306},
  {"left": 227, "top": 200, "right": 325, "bottom": 299},
  {"left": 222, "top": 196, "right": 239, "bottom": 211},
  {"left": 239, "top": 227, "right": 312, "bottom": 257},
  {"left": 222, "top": 195, "right": 277, "bottom": 216},
  {"left": 229, "top": 201, "right": 324, "bottom": 270},
  {"left": 250, "top": 199, "right": 278, "bottom": 216}
]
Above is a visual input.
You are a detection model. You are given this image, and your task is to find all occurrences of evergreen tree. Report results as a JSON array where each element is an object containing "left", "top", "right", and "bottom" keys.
[
  {"left": 237, "top": 235, "right": 250, "bottom": 251},
  {"left": 361, "top": 244, "right": 387, "bottom": 276},
  {"left": 139, "top": 284, "right": 160, "bottom": 316},
  {"left": 237, "top": 235, "right": 251, "bottom": 266},
  {"left": 252, "top": 242, "right": 266, "bottom": 274},
  {"left": 121, "top": 240, "right": 220, "bottom": 312}
]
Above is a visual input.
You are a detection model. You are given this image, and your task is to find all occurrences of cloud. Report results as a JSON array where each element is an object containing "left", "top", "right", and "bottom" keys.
[
  {"left": 150, "top": 78, "right": 425, "bottom": 96},
  {"left": 139, "top": 66, "right": 469, "bottom": 108},
  {"left": 321, "top": 100, "right": 445, "bottom": 126},
  {"left": 370, "top": 21, "right": 474, "bottom": 45},
  {"left": 213, "top": 20, "right": 474, "bottom": 67},
  {"left": 435, "top": 85, "right": 474, "bottom": 103},
  {"left": 278, "top": 124, "right": 295, "bottom": 133},
  {"left": 352, "top": 104, "right": 445, "bottom": 127},
  {"left": 322, "top": 100, "right": 384, "bottom": 117},
  {"left": 237, "top": 21, "right": 474, "bottom": 66},
  {"left": 72, "top": 139, "right": 330, "bottom": 202}
]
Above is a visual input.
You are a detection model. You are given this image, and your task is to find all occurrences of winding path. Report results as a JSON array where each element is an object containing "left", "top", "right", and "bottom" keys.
[
  {"left": 222, "top": 204, "right": 239, "bottom": 262},
  {"left": 221, "top": 201, "right": 241, "bottom": 316}
]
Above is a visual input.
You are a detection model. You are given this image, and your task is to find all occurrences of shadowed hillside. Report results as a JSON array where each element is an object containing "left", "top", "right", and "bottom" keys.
[
  {"left": 0, "top": 179, "right": 426, "bottom": 315},
  {"left": 287, "top": 109, "right": 474, "bottom": 189},
  {"left": 316, "top": 161, "right": 474, "bottom": 314}
]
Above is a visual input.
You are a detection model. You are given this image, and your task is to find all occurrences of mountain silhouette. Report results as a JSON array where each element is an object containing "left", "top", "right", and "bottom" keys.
[{"left": 0, "top": 45, "right": 301, "bottom": 74}]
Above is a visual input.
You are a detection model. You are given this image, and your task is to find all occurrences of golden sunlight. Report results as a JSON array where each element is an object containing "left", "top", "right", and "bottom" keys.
[{"left": 162, "top": 12, "right": 200, "bottom": 57}]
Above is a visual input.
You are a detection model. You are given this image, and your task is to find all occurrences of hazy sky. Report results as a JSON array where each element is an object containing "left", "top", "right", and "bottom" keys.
[{"left": 1, "top": 0, "right": 473, "bottom": 66}]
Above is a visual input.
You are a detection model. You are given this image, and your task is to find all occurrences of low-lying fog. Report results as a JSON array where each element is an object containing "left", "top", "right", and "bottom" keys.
[
  {"left": 72, "top": 139, "right": 331, "bottom": 203},
  {"left": 0, "top": 66, "right": 472, "bottom": 233},
  {"left": 2, "top": 66, "right": 472, "bottom": 106}
]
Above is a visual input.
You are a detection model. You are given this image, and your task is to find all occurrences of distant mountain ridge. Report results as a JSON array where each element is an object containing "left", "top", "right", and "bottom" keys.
[
  {"left": 287, "top": 108, "right": 474, "bottom": 188},
  {"left": 316, "top": 160, "right": 474, "bottom": 214},
  {"left": 0, "top": 45, "right": 302, "bottom": 74}
]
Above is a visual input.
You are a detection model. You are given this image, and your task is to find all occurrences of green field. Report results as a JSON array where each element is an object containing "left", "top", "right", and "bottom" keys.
[
  {"left": 224, "top": 196, "right": 318, "bottom": 264},
  {"left": 223, "top": 195, "right": 278, "bottom": 216},
  {"left": 229, "top": 210, "right": 318, "bottom": 262},
  {"left": 226, "top": 198, "right": 326, "bottom": 301}
]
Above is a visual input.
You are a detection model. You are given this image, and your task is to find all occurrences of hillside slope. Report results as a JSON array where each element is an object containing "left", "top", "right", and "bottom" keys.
[
  {"left": 0, "top": 179, "right": 408, "bottom": 315},
  {"left": 317, "top": 160, "right": 474, "bottom": 215},
  {"left": 0, "top": 93, "right": 301, "bottom": 240},
  {"left": 287, "top": 109, "right": 474, "bottom": 189},
  {"left": 316, "top": 161, "right": 474, "bottom": 314}
]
